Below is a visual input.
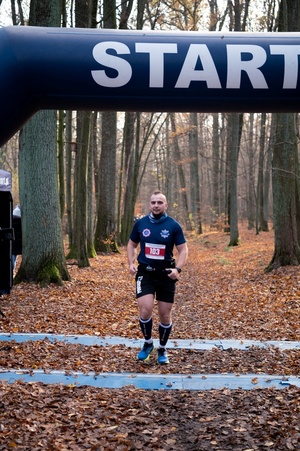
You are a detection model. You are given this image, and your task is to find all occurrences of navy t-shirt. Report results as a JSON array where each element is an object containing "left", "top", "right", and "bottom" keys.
[{"left": 130, "top": 214, "right": 186, "bottom": 266}]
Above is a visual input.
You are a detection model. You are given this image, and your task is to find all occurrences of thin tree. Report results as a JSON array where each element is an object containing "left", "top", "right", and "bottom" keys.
[
  {"left": 226, "top": 113, "right": 242, "bottom": 246},
  {"left": 67, "top": 0, "right": 97, "bottom": 266},
  {"left": 188, "top": 113, "right": 202, "bottom": 233},
  {"left": 211, "top": 113, "right": 221, "bottom": 225},
  {"left": 118, "top": 0, "right": 149, "bottom": 246},
  {"left": 65, "top": 111, "right": 74, "bottom": 248},
  {"left": 74, "top": 110, "right": 92, "bottom": 267},
  {"left": 94, "top": 0, "right": 118, "bottom": 253},
  {"left": 170, "top": 113, "right": 193, "bottom": 231},
  {"left": 226, "top": 0, "right": 249, "bottom": 246},
  {"left": 247, "top": 113, "right": 256, "bottom": 230},
  {"left": 120, "top": 112, "right": 167, "bottom": 244},
  {"left": 263, "top": 115, "right": 274, "bottom": 229},
  {"left": 257, "top": 113, "right": 268, "bottom": 232}
]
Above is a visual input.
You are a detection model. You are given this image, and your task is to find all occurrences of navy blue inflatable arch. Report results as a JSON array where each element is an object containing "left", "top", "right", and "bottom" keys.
[{"left": 1, "top": 26, "right": 300, "bottom": 146}]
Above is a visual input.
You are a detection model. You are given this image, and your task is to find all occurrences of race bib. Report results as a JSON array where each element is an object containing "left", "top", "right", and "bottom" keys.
[{"left": 145, "top": 243, "right": 166, "bottom": 260}]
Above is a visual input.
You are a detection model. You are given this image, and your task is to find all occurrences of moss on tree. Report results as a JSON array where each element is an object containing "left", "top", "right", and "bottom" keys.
[
  {"left": 65, "top": 244, "right": 77, "bottom": 260},
  {"left": 87, "top": 245, "right": 97, "bottom": 258},
  {"left": 15, "top": 258, "right": 70, "bottom": 287}
]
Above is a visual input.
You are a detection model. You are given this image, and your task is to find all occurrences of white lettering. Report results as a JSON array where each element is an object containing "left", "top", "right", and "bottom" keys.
[
  {"left": 270, "top": 45, "right": 300, "bottom": 88},
  {"left": 0, "top": 177, "right": 9, "bottom": 186},
  {"left": 226, "top": 45, "right": 268, "bottom": 89},
  {"left": 92, "top": 42, "right": 132, "bottom": 87},
  {"left": 135, "top": 43, "right": 177, "bottom": 87},
  {"left": 175, "top": 44, "right": 221, "bottom": 88},
  {"left": 90, "top": 41, "right": 300, "bottom": 92}
]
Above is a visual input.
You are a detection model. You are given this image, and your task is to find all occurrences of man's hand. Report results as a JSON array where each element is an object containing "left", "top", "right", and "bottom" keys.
[
  {"left": 127, "top": 239, "right": 138, "bottom": 275},
  {"left": 129, "top": 264, "right": 137, "bottom": 275},
  {"left": 166, "top": 268, "right": 180, "bottom": 280}
]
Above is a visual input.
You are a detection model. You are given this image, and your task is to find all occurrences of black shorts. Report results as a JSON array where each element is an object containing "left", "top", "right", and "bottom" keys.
[{"left": 135, "top": 268, "right": 177, "bottom": 304}]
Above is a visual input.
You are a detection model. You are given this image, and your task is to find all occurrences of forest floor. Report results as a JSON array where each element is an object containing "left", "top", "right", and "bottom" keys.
[{"left": 0, "top": 225, "right": 300, "bottom": 450}]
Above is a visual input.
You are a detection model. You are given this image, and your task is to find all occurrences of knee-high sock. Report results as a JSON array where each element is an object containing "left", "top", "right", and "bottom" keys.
[
  {"left": 139, "top": 317, "right": 153, "bottom": 341},
  {"left": 159, "top": 322, "right": 172, "bottom": 347}
]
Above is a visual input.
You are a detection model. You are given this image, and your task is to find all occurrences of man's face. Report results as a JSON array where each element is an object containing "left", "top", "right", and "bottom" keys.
[{"left": 149, "top": 193, "right": 167, "bottom": 215}]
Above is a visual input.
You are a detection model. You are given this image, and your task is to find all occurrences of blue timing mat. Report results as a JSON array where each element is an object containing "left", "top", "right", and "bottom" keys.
[
  {"left": 1, "top": 333, "right": 300, "bottom": 350},
  {"left": 0, "top": 370, "right": 298, "bottom": 390},
  {"left": 0, "top": 334, "right": 299, "bottom": 390}
]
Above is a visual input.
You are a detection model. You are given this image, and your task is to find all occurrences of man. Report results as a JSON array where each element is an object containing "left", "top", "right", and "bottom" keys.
[
  {"left": 12, "top": 205, "right": 22, "bottom": 273},
  {"left": 127, "top": 191, "right": 188, "bottom": 364}
]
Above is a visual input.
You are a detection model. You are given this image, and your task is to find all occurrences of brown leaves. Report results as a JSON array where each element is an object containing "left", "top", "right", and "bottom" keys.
[
  {"left": 1, "top": 383, "right": 300, "bottom": 450},
  {"left": 0, "top": 226, "right": 300, "bottom": 449},
  {"left": 1, "top": 227, "right": 300, "bottom": 341}
]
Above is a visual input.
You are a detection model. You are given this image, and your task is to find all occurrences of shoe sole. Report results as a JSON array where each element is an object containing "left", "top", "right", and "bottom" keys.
[
  {"left": 157, "top": 353, "right": 169, "bottom": 364},
  {"left": 157, "top": 359, "right": 169, "bottom": 365},
  {"left": 137, "top": 347, "right": 155, "bottom": 361}
]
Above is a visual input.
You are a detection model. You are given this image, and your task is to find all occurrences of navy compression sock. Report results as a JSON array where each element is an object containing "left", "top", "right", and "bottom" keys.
[
  {"left": 159, "top": 322, "right": 172, "bottom": 347},
  {"left": 139, "top": 317, "right": 153, "bottom": 341}
]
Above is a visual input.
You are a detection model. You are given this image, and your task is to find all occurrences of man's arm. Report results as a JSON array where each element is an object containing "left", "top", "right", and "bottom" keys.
[
  {"left": 127, "top": 239, "right": 139, "bottom": 274},
  {"left": 175, "top": 242, "right": 188, "bottom": 270},
  {"left": 166, "top": 242, "right": 188, "bottom": 280}
]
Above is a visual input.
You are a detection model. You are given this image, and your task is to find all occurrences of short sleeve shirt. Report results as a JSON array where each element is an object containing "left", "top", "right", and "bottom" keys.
[{"left": 130, "top": 214, "right": 186, "bottom": 267}]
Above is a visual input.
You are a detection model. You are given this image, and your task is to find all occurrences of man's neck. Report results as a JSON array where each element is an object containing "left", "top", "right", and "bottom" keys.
[{"left": 153, "top": 212, "right": 164, "bottom": 219}]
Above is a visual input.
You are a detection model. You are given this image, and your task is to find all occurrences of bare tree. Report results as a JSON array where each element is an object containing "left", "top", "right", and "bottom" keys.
[
  {"left": 94, "top": 0, "right": 118, "bottom": 252},
  {"left": 188, "top": 113, "right": 202, "bottom": 233}
]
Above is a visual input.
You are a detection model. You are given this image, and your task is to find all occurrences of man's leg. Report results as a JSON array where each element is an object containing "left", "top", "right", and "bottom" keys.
[
  {"left": 157, "top": 301, "right": 173, "bottom": 364},
  {"left": 137, "top": 293, "right": 155, "bottom": 361}
]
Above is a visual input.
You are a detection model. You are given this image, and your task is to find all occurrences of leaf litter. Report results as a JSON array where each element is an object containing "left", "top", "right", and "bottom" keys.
[{"left": 0, "top": 227, "right": 300, "bottom": 450}]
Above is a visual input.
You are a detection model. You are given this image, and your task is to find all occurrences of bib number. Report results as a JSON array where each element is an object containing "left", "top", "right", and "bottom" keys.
[{"left": 145, "top": 243, "right": 166, "bottom": 260}]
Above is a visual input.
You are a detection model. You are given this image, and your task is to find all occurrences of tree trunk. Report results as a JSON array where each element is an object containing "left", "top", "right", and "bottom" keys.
[
  {"left": 65, "top": 111, "right": 74, "bottom": 249},
  {"left": 69, "top": 0, "right": 97, "bottom": 265},
  {"left": 211, "top": 113, "right": 220, "bottom": 225},
  {"left": 119, "top": 112, "right": 137, "bottom": 245},
  {"left": 219, "top": 114, "right": 227, "bottom": 223},
  {"left": 75, "top": 111, "right": 91, "bottom": 267},
  {"left": 266, "top": 0, "right": 300, "bottom": 270},
  {"left": 188, "top": 113, "right": 202, "bottom": 234},
  {"left": 257, "top": 113, "right": 268, "bottom": 232},
  {"left": 95, "top": 111, "right": 118, "bottom": 252},
  {"left": 119, "top": 112, "right": 166, "bottom": 245},
  {"left": 227, "top": 113, "right": 242, "bottom": 246},
  {"left": 87, "top": 112, "right": 97, "bottom": 258},
  {"left": 16, "top": 0, "right": 69, "bottom": 286},
  {"left": 58, "top": 110, "right": 65, "bottom": 221},
  {"left": 263, "top": 115, "right": 274, "bottom": 229},
  {"left": 247, "top": 113, "right": 255, "bottom": 230},
  {"left": 170, "top": 113, "right": 192, "bottom": 231},
  {"left": 17, "top": 110, "right": 69, "bottom": 286},
  {"left": 164, "top": 115, "right": 174, "bottom": 207},
  {"left": 266, "top": 113, "right": 300, "bottom": 269},
  {"left": 226, "top": 0, "right": 249, "bottom": 242},
  {"left": 118, "top": 1, "right": 147, "bottom": 245},
  {"left": 94, "top": 0, "right": 119, "bottom": 253}
]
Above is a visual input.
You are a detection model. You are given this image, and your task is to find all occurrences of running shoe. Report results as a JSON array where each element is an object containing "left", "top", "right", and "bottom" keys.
[
  {"left": 137, "top": 342, "right": 154, "bottom": 361},
  {"left": 157, "top": 348, "right": 169, "bottom": 364}
]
